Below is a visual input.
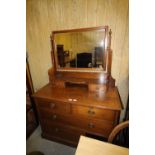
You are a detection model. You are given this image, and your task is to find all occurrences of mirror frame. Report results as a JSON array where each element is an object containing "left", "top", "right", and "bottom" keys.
[{"left": 51, "top": 26, "right": 110, "bottom": 73}]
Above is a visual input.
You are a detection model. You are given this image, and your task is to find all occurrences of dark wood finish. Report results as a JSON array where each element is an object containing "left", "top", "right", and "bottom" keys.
[{"left": 33, "top": 26, "right": 123, "bottom": 146}]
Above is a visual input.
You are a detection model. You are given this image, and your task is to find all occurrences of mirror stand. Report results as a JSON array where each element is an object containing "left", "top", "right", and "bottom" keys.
[{"left": 48, "top": 26, "right": 115, "bottom": 93}]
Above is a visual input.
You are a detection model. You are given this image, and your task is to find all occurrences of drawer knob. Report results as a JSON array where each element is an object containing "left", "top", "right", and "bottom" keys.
[
  {"left": 88, "top": 123, "right": 95, "bottom": 128},
  {"left": 55, "top": 128, "right": 59, "bottom": 132},
  {"left": 50, "top": 103, "right": 55, "bottom": 108},
  {"left": 52, "top": 114, "right": 57, "bottom": 120},
  {"left": 88, "top": 109, "right": 95, "bottom": 115}
]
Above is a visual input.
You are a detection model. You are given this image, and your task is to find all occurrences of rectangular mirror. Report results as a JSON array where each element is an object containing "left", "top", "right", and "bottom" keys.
[{"left": 52, "top": 26, "right": 109, "bottom": 72}]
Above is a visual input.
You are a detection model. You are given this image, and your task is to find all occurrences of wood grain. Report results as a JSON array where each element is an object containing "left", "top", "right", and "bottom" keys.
[
  {"left": 33, "top": 83, "right": 122, "bottom": 145},
  {"left": 33, "top": 83, "right": 122, "bottom": 111}
]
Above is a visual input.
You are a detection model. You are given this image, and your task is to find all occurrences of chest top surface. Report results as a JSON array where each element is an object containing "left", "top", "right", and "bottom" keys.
[{"left": 33, "top": 83, "right": 122, "bottom": 111}]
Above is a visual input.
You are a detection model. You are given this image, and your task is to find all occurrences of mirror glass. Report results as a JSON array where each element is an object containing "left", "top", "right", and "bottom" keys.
[{"left": 54, "top": 29, "right": 106, "bottom": 70}]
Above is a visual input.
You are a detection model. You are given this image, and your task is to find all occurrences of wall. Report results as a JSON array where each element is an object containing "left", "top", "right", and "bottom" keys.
[{"left": 26, "top": 0, "right": 129, "bottom": 120}]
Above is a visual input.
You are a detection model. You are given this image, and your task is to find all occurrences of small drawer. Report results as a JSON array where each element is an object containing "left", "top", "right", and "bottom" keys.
[
  {"left": 71, "top": 105, "right": 115, "bottom": 121},
  {"left": 41, "top": 120, "right": 84, "bottom": 143},
  {"left": 88, "top": 84, "right": 107, "bottom": 93},
  {"left": 36, "top": 99, "right": 69, "bottom": 114}
]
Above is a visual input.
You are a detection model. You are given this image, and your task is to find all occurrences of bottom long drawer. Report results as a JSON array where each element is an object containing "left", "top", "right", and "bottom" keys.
[{"left": 41, "top": 120, "right": 85, "bottom": 144}]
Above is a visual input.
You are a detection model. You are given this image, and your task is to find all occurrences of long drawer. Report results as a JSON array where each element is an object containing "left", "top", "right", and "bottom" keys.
[
  {"left": 71, "top": 104, "right": 116, "bottom": 121},
  {"left": 36, "top": 98, "right": 70, "bottom": 114},
  {"left": 39, "top": 109, "right": 114, "bottom": 137},
  {"left": 41, "top": 120, "right": 84, "bottom": 143}
]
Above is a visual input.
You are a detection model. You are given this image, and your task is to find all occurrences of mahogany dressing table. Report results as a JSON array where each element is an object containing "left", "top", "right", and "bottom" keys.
[{"left": 33, "top": 26, "right": 123, "bottom": 147}]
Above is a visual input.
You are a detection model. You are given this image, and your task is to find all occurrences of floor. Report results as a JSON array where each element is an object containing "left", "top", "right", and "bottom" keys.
[{"left": 26, "top": 126, "right": 76, "bottom": 155}]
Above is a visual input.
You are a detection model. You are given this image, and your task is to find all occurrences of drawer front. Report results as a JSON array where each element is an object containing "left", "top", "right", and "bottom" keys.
[
  {"left": 85, "top": 119, "right": 114, "bottom": 137},
  {"left": 41, "top": 120, "right": 84, "bottom": 143},
  {"left": 37, "top": 99, "right": 69, "bottom": 114},
  {"left": 39, "top": 109, "right": 113, "bottom": 137},
  {"left": 71, "top": 105, "right": 115, "bottom": 121},
  {"left": 68, "top": 117, "right": 114, "bottom": 137},
  {"left": 88, "top": 84, "right": 107, "bottom": 93},
  {"left": 39, "top": 109, "right": 72, "bottom": 124}
]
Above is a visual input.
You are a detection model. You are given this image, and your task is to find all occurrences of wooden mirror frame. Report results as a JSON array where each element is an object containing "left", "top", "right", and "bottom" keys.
[
  {"left": 51, "top": 26, "right": 110, "bottom": 72},
  {"left": 48, "top": 26, "right": 115, "bottom": 90}
]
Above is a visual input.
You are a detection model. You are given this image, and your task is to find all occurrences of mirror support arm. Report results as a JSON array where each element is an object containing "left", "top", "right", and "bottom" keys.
[
  {"left": 107, "top": 29, "right": 112, "bottom": 74},
  {"left": 50, "top": 33, "right": 56, "bottom": 73}
]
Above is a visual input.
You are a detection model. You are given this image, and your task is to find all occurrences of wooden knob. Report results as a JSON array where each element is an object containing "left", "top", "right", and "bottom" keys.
[
  {"left": 88, "top": 123, "right": 95, "bottom": 128},
  {"left": 50, "top": 103, "right": 55, "bottom": 108},
  {"left": 55, "top": 128, "right": 59, "bottom": 132},
  {"left": 88, "top": 109, "right": 95, "bottom": 115},
  {"left": 52, "top": 114, "right": 57, "bottom": 120}
]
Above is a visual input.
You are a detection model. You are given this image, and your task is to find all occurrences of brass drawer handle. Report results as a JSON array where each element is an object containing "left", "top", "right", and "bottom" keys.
[
  {"left": 88, "top": 109, "right": 95, "bottom": 115},
  {"left": 50, "top": 103, "right": 55, "bottom": 108},
  {"left": 88, "top": 123, "right": 95, "bottom": 128},
  {"left": 52, "top": 114, "right": 57, "bottom": 120}
]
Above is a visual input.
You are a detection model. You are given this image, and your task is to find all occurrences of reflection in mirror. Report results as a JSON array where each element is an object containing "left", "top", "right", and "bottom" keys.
[{"left": 54, "top": 29, "right": 106, "bottom": 69}]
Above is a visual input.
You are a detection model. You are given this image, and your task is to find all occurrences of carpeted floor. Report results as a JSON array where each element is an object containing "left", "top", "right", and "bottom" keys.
[{"left": 26, "top": 126, "right": 76, "bottom": 155}]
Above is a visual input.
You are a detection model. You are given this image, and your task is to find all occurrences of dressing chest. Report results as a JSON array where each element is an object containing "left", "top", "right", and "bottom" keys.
[{"left": 33, "top": 26, "right": 122, "bottom": 146}]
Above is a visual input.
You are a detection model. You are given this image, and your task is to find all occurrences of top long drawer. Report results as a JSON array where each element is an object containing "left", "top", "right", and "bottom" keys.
[
  {"left": 35, "top": 98, "right": 117, "bottom": 122},
  {"left": 36, "top": 99, "right": 70, "bottom": 114}
]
